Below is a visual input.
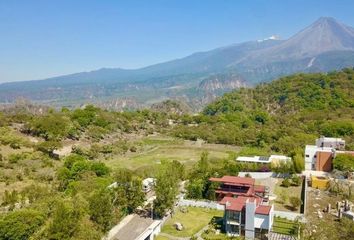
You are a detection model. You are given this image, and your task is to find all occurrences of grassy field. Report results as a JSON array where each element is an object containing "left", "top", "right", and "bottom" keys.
[
  {"left": 272, "top": 217, "right": 299, "bottom": 235},
  {"left": 154, "top": 236, "right": 170, "bottom": 240},
  {"left": 272, "top": 178, "right": 302, "bottom": 212},
  {"left": 105, "top": 135, "right": 239, "bottom": 170},
  {"left": 160, "top": 207, "right": 223, "bottom": 238}
]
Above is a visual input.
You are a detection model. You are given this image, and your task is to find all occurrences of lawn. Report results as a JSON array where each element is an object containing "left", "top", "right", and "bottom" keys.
[
  {"left": 105, "top": 136, "right": 238, "bottom": 170},
  {"left": 154, "top": 236, "right": 170, "bottom": 240},
  {"left": 160, "top": 207, "right": 223, "bottom": 238},
  {"left": 272, "top": 178, "right": 302, "bottom": 212},
  {"left": 272, "top": 217, "right": 299, "bottom": 236}
]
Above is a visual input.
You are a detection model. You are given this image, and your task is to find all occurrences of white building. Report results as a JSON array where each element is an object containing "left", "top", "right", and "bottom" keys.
[
  {"left": 304, "top": 145, "right": 335, "bottom": 171},
  {"left": 236, "top": 155, "right": 291, "bottom": 164},
  {"left": 221, "top": 196, "right": 274, "bottom": 239},
  {"left": 304, "top": 136, "right": 346, "bottom": 172},
  {"left": 316, "top": 136, "right": 345, "bottom": 150}
]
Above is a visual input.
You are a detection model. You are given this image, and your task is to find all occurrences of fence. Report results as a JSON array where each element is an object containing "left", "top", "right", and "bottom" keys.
[
  {"left": 178, "top": 198, "right": 225, "bottom": 211},
  {"left": 238, "top": 172, "right": 275, "bottom": 179},
  {"left": 300, "top": 176, "right": 307, "bottom": 214}
]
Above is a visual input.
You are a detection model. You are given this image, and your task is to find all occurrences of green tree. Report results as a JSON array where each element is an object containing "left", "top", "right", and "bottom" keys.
[
  {"left": 88, "top": 189, "right": 114, "bottom": 231},
  {"left": 27, "top": 113, "right": 74, "bottom": 141},
  {"left": 186, "top": 179, "right": 204, "bottom": 199},
  {"left": 0, "top": 209, "right": 45, "bottom": 240},
  {"left": 46, "top": 199, "right": 85, "bottom": 240},
  {"left": 154, "top": 161, "right": 180, "bottom": 218}
]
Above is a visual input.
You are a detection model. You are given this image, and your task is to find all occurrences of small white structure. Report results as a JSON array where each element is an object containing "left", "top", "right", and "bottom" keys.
[
  {"left": 316, "top": 136, "right": 345, "bottom": 150},
  {"left": 236, "top": 155, "right": 291, "bottom": 164},
  {"left": 142, "top": 178, "right": 155, "bottom": 193}
]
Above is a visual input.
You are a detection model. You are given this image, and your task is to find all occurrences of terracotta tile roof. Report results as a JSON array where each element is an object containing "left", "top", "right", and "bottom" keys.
[
  {"left": 255, "top": 205, "right": 272, "bottom": 215},
  {"left": 254, "top": 185, "right": 266, "bottom": 193},
  {"left": 210, "top": 176, "right": 255, "bottom": 186},
  {"left": 220, "top": 197, "right": 246, "bottom": 211},
  {"left": 220, "top": 196, "right": 262, "bottom": 211}
]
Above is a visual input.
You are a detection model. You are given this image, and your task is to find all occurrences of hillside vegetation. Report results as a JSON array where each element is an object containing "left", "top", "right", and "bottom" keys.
[
  {"left": 0, "top": 69, "right": 354, "bottom": 239},
  {"left": 173, "top": 68, "right": 354, "bottom": 155}
]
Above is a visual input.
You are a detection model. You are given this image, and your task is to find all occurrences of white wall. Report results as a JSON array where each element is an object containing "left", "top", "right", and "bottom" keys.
[
  {"left": 245, "top": 201, "right": 256, "bottom": 239},
  {"left": 238, "top": 172, "right": 275, "bottom": 179},
  {"left": 178, "top": 199, "right": 225, "bottom": 211},
  {"left": 305, "top": 145, "right": 317, "bottom": 170},
  {"left": 254, "top": 214, "right": 269, "bottom": 229}
]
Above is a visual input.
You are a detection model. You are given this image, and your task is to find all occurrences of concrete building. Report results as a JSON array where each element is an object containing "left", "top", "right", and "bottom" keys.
[
  {"left": 304, "top": 137, "right": 351, "bottom": 172},
  {"left": 304, "top": 145, "right": 335, "bottom": 172},
  {"left": 210, "top": 176, "right": 273, "bottom": 239}
]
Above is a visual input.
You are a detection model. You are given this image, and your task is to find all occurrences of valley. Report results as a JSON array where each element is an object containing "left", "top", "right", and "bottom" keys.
[{"left": 0, "top": 69, "right": 353, "bottom": 240}]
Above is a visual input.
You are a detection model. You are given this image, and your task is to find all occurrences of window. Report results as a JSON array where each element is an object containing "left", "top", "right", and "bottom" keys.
[{"left": 305, "top": 154, "right": 309, "bottom": 158}]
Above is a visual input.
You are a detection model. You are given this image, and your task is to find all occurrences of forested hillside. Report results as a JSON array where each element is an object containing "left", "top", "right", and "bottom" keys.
[
  {"left": 173, "top": 68, "right": 354, "bottom": 154},
  {"left": 0, "top": 69, "right": 354, "bottom": 239}
]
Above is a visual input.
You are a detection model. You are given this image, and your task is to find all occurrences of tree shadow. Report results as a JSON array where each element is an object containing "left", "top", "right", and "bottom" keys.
[
  {"left": 209, "top": 216, "right": 225, "bottom": 233},
  {"left": 284, "top": 204, "right": 297, "bottom": 212}
]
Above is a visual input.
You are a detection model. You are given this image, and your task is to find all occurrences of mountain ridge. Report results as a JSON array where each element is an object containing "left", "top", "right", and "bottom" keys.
[{"left": 1, "top": 17, "right": 354, "bottom": 109}]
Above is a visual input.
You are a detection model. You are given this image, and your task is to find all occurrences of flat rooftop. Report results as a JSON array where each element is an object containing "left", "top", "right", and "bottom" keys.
[{"left": 236, "top": 155, "right": 290, "bottom": 163}]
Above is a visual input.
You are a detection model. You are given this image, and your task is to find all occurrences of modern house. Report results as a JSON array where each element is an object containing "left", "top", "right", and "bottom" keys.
[
  {"left": 210, "top": 176, "right": 273, "bottom": 239},
  {"left": 304, "top": 145, "right": 335, "bottom": 172},
  {"left": 305, "top": 137, "right": 347, "bottom": 172},
  {"left": 236, "top": 155, "right": 291, "bottom": 166},
  {"left": 209, "top": 176, "right": 267, "bottom": 200}
]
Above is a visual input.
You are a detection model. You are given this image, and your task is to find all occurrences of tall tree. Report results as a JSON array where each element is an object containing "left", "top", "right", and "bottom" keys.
[{"left": 153, "top": 161, "right": 180, "bottom": 218}]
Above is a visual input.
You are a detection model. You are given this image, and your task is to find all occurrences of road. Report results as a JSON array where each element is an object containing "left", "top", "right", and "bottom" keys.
[{"left": 112, "top": 214, "right": 155, "bottom": 240}]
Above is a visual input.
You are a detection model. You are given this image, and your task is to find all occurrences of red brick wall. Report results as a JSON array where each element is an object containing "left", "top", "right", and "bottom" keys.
[{"left": 316, "top": 151, "right": 333, "bottom": 172}]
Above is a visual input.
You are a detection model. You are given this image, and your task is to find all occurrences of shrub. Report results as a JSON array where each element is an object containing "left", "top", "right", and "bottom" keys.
[
  {"left": 333, "top": 154, "right": 354, "bottom": 171},
  {"left": 281, "top": 178, "right": 291, "bottom": 188},
  {"left": 0, "top": 209, "right": 45, "bottom": 240},
  {"left": 291, "top": 175, "right": 302, "bottom": 186},
  {"left": 289, "top": 196, "right": 302, "bottom": 210}
]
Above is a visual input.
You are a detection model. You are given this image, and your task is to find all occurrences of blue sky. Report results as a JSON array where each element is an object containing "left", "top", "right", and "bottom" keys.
[{"left": 1, "top": 0, "right": 354, "bottom": 82}]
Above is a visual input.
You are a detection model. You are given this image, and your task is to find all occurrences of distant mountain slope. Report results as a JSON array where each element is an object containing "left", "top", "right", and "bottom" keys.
[
  {"left": 1, "top": 17, "right": 354, "bottom": 109},
  {"left": 173, "top": 69, "right": 354, "bottom": 152},
  {"left": 204, "top": 68, "right": 354, "bottom": 116}
]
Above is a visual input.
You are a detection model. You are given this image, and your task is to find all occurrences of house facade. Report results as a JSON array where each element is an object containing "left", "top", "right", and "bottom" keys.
[
  {"left": 304, "top": 145, "right": 335, "bottom": 171},
  {"left": 210, "top": 176, "right": 273, "bottom": 239}
]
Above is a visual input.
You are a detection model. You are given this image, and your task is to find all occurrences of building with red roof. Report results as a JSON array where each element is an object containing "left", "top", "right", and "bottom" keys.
[
  {"left": 210, "top": 176, "right": 273, "bottom": 239},
  {"left": 209, "top": 176, "right": 267, "bottom": 201}
]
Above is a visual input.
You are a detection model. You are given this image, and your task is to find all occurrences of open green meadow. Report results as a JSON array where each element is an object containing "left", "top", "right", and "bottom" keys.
[{"left": 104, "top": 136, "right": 239, "bottom": 170}]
